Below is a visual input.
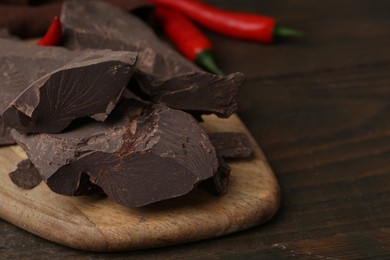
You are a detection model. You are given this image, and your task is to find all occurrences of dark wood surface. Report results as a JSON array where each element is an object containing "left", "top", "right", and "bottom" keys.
[{"left": 1, "top": 0, "right": 389, "bottom": 258}]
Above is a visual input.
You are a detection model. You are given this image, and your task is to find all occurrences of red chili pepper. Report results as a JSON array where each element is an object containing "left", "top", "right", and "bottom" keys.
[
  {"left": 155, "top": 7, "right": 224, "bottom": 75},
  {"left": 37, "top": 16, "right": 62, "bottom": 46},
  {"left": 151, "top": 0, "right": 304, "bottom": 43}
]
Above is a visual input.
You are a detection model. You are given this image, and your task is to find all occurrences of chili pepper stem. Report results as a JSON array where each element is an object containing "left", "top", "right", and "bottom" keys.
[
  {"left": 273, "top": 25, "right": 306, "bottom": 39},
  {"left": 196, "top": 50, "right": 225, "bottom": 76}
]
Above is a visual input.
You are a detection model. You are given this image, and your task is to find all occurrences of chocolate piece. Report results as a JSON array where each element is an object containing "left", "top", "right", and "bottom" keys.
[
  {"left": 72, "top": 172, "right": 106, "bottom": 196},
  {"left": 0, "top": 38, "right": 75, "bottom": 144},
  {"left": 0, "top": 1, "right": 152, "bottom": 38},
  {"left": 0, "top": 38, "right": 75, "bottom": 115},
  {"left": 9, "top": 159, "right": 42, "bottom": 189},
  {"left": 61, "top": 0, "right": 244, "bottom": 118},
  {"left": 200, "top": 155, "right": 231, "bottom": 196},
  {"left": 12, "top": 98, "right": 218, "bottom": 208},
  {"left": 0, "top": 38, "right": 137, "bottom": 134},
  {"left": 208, "top": 132, "right": 254, "bottom": 158},
  {"left": 0, "top": 120, "right": 14, "bottom": 146},
  {"left": 141, "top": 72, "right": 244, "bottom": 118}
]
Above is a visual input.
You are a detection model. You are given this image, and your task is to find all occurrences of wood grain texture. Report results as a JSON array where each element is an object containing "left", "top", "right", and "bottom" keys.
[
  {"left": 1, "top": 0, "right": 390, "bottom": 258},
  {"left": 0, "top": 115, "right": 280, "bottom": 252}
]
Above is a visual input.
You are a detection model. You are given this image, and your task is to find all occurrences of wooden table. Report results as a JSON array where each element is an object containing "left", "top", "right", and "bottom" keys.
[{"left": 1, "top": 0, "right": 389, "bottom": 258}]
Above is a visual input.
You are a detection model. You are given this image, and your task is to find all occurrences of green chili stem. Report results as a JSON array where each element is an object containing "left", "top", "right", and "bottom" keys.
[
  {"left": 195, "top": 50, "right": 225, "bottom": 76},
  {"left": 274, "top": 25, "right": 306, "bottom": 38}
]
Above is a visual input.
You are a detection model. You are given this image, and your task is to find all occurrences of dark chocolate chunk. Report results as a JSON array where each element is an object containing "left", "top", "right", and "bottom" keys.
[
  {"left": 0, "top": 120, "right": 14, "bottom": 146},
  {"left": 0, "top": 38, "right": 137, "bottom": 134},
  {"left": 0, "top": 38, "right": 78, "bottom": 116},
  {"left": 0, "top": 38, "right": 77, "bottom": 144},
  {"left": 73, "top": 172, "right": 105, "bottom": 196},
  {"left": 9, "top": 159, "right": 42, "bottom": 189},
  {"left": 11, "top": 98, "right": 219, "bottom": 208},
  {"left": 0, "top": 1, "right": 152, "bottom": 39},
  {"left": 208, "top": 132, "right": 254, "bottom": 158},
  {"left": 61, "top": 0, "right": 244, "bottom": 118},
  {"left": 200, "top": 155, "right": 231, "bottom": 196},
  {"left": 140, "top": 72, "right": 244, "bottom": 118}
]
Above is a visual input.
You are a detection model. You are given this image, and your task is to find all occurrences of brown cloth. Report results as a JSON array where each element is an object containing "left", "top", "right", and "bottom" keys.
[{"left": 0, "top": 0, "right": 152, "bottom": 38}]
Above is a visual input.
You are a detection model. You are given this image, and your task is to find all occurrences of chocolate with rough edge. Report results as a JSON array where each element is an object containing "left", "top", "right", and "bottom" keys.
[
  {"left": 0, "top": 38, "right": 84, "bottom": 114},
  {"left": 0, "top": 38, "right": 137, "bottom": 134},
  {"left": 208, "top": 132, "right": 254, "bottom": 158},
  {"left": 0, "top": 120, "right": 14, "bottom": 146},
  {"left": 0, "top": 38, "right": 78, "bottom": 144},
  {"left": 142, "top": 72, "right": 244, "bottom": 118},
  {"left": 0, "top": 0, "right": 152, "bottom": 39},
  {"left": 61, "top": 0, "right": 244, "bottom": 118},
  {"left": 0, "top": 38, "right": 81, "bottom": 114},
  {"left": 9, "top": 159, "right": 42, "bottom": 190},
  {"left": 11, "top": 98, "right": 219, "bottom": 208},
  {"left": 200, "top": 155, "right": 231, "bottom": 196}
]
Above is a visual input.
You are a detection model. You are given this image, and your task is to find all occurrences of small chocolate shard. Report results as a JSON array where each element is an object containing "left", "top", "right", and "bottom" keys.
[
  {"left": 200, "top": 155, "right": 231, "bottom": 196},
  {"left": 9, "top": 159, "right": 42, "bottom": 189},
  {"left": 0, "top": 119, "right": 14, "bottom": 146},
  {"left": 0, "top": 38, "right": 137, "bottom": 134},
  {"left": 12, "top": 98, "right": 219, "bottom": 208},
  {"left": 208, "top": 132, "right": 254, "bottom": 158},
  {"left": 61, "top": 0, "right": 244, "bottom": 118}
]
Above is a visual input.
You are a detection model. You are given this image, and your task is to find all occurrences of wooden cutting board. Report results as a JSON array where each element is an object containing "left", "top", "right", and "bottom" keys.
[{"left": 0, "top": 114, "right": 280, "bottom": 252}]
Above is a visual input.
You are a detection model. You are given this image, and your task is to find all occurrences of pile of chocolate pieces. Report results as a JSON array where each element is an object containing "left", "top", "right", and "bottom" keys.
[{"left": 1, "top": 0, "right": 253, "bottom": 208}]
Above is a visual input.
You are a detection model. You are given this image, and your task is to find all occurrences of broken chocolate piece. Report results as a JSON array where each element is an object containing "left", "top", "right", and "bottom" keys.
[
  {"left": 73, "top": 172, "right": 105, "bottom": 196},
  {"left": 0, "top": 38, "right": 137, "bottom": 134},
  {"left": 0, "top": 38, "right": 99, "bottom": 143},
  {"left": 12, "top": 98, "right": 219, "bottom": 208},
  {"left": 0, "top": 120, "right": 14, "bottom": 146},
  {"left": 0, "top": 1, "right": 152, "bottom": 39},
  {"left": 9, "top": 159, "right": 42, "bottom": 189},
  {"left": 0, "top": 38, "right": 77, "bottom": 116},
  {"left": 140, "top": 72, "right": 244, "bottom": 118},
  {"left": 200, "top": 155, "right": 231, "bottom": 196},
  {"left": 61, "top": 0, "right": 244, "bottom": 118},
  {"left": 208, "top": 132, "right": 254, "bottom": 158},
  {"left": 0, "top": 38, "right": 76, "bottom": 144}
]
